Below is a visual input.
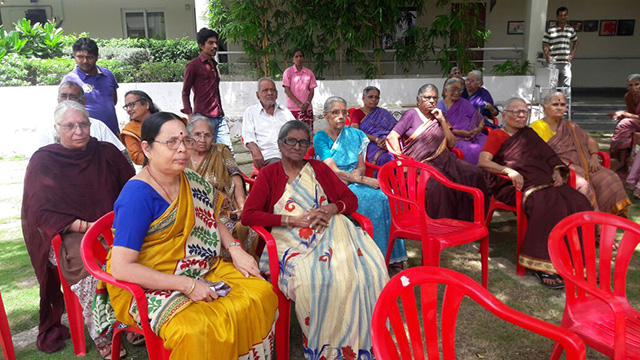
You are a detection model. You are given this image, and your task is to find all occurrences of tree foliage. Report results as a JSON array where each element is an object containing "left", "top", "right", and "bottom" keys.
[{"left": 208, "top": 0, "right": 490, "bottom": 79}]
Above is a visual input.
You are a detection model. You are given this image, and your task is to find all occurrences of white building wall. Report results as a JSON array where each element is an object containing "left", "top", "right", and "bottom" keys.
[{"left": 0, "top": 0, "right": 197, "bottom": 39}]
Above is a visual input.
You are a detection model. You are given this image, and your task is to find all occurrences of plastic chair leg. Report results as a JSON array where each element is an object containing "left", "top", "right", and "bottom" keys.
[
  {"left": 421, "top": 243, "right": 442, "bottom": 268},
  {"left": 111, "top": 327, "right": 125, "bottom": 360},
  {"left": 384, "top": 236, "right": 396, "bottom": 266},
  {"left": 480, "top": 236, "right": 489, "bottom": 289},
  {"left": 275, "top": 293, "right": 291, "bottom": 360},
  {"left": 0, "top": 292, "right": 16, "bottom": 360},
  {"left": 59, "top": 272, "right": 87, "bottom": 356},
  {"left": 549, "top": 342, "right": 563, "bottom": 360}
]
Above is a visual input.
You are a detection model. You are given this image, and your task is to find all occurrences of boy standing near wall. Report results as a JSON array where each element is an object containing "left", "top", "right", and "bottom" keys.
[{"left": 181, "top": 28, "right": 233, "bottom": 153}]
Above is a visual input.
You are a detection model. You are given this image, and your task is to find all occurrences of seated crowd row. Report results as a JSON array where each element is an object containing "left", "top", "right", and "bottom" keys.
[{"left": 21, "top": 74, "right": 636, "bottom": 359}]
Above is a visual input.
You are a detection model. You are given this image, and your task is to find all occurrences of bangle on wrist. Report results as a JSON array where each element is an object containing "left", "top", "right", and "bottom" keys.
[
  {"left": 185, "top": 278, "right": 196, "bottom": 296},
  {"left": 227, "top": 240, "right": 242, "bottom": 250},
  {"left": 284, "top": 216, "right": 289, "bottom": 227}
]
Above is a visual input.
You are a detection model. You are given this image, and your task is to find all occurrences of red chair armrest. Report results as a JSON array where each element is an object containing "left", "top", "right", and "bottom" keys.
[
  {"left": 569, "top": 168, "right": 576, "bottom": 188},
  {"left": 450, "top": 148, "right": 464, "bottom": 160},
  {"left": 251, "top": 226, "right": 280, "bottom": 291},
  {"left": 598, "top": 151, "right": 611, "bottom": 169},
  {"left": 364, "top": 161, "right": 382, "bottom": 178},
  {"left": 350, "top": 212, "right": 374, "bottom": 238}
]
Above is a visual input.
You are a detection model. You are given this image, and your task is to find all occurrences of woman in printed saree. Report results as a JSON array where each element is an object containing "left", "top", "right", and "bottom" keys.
[
  {"left": 314, "top": 96, "right": 407, "bottom": 270},
  {"left": 609, "top": 74, "right": 640, "bottom": 172},
  {"left": 187, "top": 115, "right": 258, "bottom": 257},
  {"left": 21, "top": 101, "right": 135, "bottom": 357},
  {"left": 386, "top": 84, "right": 489, "bottom": 222},
  {"left": 461, "top": 70, "right": 500, "bottom": 129},
  {"left": 108, "top": 112, "right": 277, "bottom": 359},
  {"left": 531, "top": 91, "right": 630, "bottom": 214},
  {"left": 349, "top": 86, "right": 397, "bottom": 166},
  {"left": 478, "top": 98, "right": 592, "bottom": 289},
  {"left": 242, "top": 120, "right": 389, "bottom": 359},
  {"left": 120, "top": 90, "right": 160, "bottom": 165},
  {"left": 437, "top": 76, "right": 487, "bottom": 165}
]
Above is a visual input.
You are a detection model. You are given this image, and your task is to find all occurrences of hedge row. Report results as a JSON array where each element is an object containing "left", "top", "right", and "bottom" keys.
[{"left": 0, "top": 54, "right": 188, "bottom": 86}]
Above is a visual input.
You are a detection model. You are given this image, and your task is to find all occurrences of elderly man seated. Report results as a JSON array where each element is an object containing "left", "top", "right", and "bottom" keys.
[
  {"left": 40, "top": 82, "right": 127, "bottom": 155},
  {"left": 242, "top": 77, "right": 295, "bottom": 169}
]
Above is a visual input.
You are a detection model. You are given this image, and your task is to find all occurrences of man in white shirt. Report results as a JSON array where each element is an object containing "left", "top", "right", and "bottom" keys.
[
  {"left": 42, "top": 82, "right": 127, "bottom": 154},
  {"left": 242, "top": 77, "right": 295, "bottom": 168}
]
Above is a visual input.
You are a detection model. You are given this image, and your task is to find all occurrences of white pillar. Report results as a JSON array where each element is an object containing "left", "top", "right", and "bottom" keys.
[
  {"left": 524, "top": 0, "right": 548, "bottom": 66},
  {"left": 194, "top": 0, "right": 209, "bottom": 32}
]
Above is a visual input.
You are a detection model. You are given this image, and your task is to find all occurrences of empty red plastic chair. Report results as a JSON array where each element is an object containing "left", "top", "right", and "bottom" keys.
[
  {"left": 251, "top": 212, "right": 374, "bottom": 360},
  {"left": 378, "top": 158, "right": 489, "bottom": 288},
  {"left": 548, "top": 211, "right": 640, "bottom": 359},
  {"left": 51, "top": 234, "right": 86, "bottom": 356},
  {"left": 0, "top": 290, "right": 15, "bottom": 360},
  {"left": 81, "top": 212, "right": 171, "bottom": 360},
  {"left": 371, "top": 266, "right": 587, "bottom": 360}
]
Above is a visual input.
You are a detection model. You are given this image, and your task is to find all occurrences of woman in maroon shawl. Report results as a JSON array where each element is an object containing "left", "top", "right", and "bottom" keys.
[
  {"left": 21, "top": 101, "right": 134, "bottom": 356},
  {"left": 350, "top": 86, "right": 397, "bottom": 166},
  {"left": 478, "top": 97, "right": 592, "bottom": 289},
  {"left": 387, "top": 83, "right": 489, "bottom": 222},
  {"left": 531, "top": 91, "right": 630, "bottom": 215},
  {"left": 609, "top": 74, "right": 640, "bottom": 172},
  {"left": 437, "top": 77, "right": 486, "bottom": 165}
]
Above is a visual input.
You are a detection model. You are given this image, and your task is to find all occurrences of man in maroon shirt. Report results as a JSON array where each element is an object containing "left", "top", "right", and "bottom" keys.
[{"left": 181, "top": 28, "right": 233, "bottom": 154}]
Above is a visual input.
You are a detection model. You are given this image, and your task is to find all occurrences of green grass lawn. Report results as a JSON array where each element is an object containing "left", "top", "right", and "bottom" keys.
[{"left": 1, "top": 141, "right": 639, "bottom": 359}]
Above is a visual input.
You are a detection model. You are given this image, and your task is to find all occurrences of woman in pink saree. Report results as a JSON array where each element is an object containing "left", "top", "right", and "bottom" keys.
[{"left": 609, "top": 74, "right": 640, "bottom": 172}]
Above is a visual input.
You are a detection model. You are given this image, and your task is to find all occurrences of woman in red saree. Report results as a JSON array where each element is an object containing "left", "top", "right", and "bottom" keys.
[
  {"left": 387, "top": 84, "right": 489, "bottom": 221},
  {"left": 478, "top": 97, "right": 592, "bottom": 289},
  {"left": 609, "top": 74, "right": 640, "bottom": 171},
  {"left": 531, "top": 91, "right": 630, "bottom": 215}
]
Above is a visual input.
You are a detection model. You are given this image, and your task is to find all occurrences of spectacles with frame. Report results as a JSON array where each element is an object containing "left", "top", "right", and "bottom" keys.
[
  {"left": 280, "top": 137, "right": 311, "bottom": 148},
  {"left": 155, "top": 137, "right": 197, "bottom": 150},
  {"left": 122, "top": 99, "right": 144, "bottom": 110},
  {"left": 58, "top": 93, "right": 83, "bottom": 102},
  {"left": 57, "top": 122, "right": 91, "bottom": 132}
]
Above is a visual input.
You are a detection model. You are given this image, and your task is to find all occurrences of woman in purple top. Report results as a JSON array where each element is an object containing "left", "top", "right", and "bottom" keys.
[
  {"left": 462, "top": 70, "right": 500, "bottom": 129},
  {"left": 438, "top": 77, "right": 487, "bottom": 165},
  {"left": 350, "top": 86, "right": 397, "bottom": 166}
]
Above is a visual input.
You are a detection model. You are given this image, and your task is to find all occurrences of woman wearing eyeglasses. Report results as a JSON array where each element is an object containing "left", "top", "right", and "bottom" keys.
[
  {"left": 120, "top": 90, "right": 160, "bottom": 165},
  {"left": 479, "top": 97, "right": 592, "bottom": 289},
  {"left": 386, "top": 84, "right": 488, "bottom": 222},
  {"left": 316, "top": 96, "right": 407, "bottom": 273},
  {"left": 242, "top": 119, "right": 388, "bottom": 358},
  {"left": 21, "top": 101, "right": 134, "bottom": 357},
  {"left": 108, "top": 112, "right": 277, "bottom": 359},
  {"left": 187, "top": 115, "right": 258, "bottom": 259},
  {"left": 437, "top": 76, "right": 487, "bottom": 165}
]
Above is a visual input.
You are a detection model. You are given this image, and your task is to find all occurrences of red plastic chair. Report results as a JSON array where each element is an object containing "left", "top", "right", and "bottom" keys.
[
  {"left": 81, "top": 212, "right": 171, "bottom": 360},
  {"left": 251, "top": 212, "right": 374, "bottom": 360},
  {"left": 548, "top": 211, "right": 640, "bottom": 359},
  {"left": 0, "top": 291, "right": 15, "bottom": 360},
  {"left": 51, "top": 234, "right": 86, "bottom": 356},
  {"left": 378, "top": 158, "right": 489, "bottom": 288},
  {"left": 306, "top": 146, "right": 383, "bottom": 178},
  {"left": 371, "top": 267, "right": 587, "bottom": 360}
]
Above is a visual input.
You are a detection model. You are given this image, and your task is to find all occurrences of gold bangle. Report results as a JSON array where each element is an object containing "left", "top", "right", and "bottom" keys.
[
  {"left": 185, "top": 278, "right": 196, "bottom": 296},
  {"left": 284, "top": 216, "right": 289, "bottom": 227}
]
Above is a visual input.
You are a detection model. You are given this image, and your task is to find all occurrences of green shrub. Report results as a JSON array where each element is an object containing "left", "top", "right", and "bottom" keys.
[
  {"left": 96, "top": 37, "right": 198, "bottom": 62},
  {"left": 96, "top": 59, "right": 135, "bottom": 83},
  {"left": 132, "top": 60, "right": 188, "bottom": 82},
  {"left": 27, "top": 57, "right": 75, "bottom": 85},
  {"left": 0, "top": 54, "right": 30, "bottom": 86},
  {"left": 99, "top": 47, "right": 151, "bottom": 67}
]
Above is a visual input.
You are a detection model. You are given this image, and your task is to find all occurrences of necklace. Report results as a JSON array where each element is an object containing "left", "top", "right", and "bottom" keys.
[{"left": 146, "top": 167, "right": 175, "bottom": 203}]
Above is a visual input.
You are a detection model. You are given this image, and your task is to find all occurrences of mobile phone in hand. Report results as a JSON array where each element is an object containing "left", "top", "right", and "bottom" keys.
[{"left": 196, "top": 277, "right": 231, "bottom": 297}]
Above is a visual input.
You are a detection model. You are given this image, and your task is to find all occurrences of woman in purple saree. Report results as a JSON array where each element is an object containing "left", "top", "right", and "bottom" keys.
[
  {"left": 387, "top": 84, "right": 489, "bottom": 222},
  {"left": 609, "top": 74, "right": 640, "bottom": 172},
  {"left": 350, "top": 86, "right": 397, "bottom": 166},
  {"left": 438, "top": 77, "right": 486, "bottom": 165}
]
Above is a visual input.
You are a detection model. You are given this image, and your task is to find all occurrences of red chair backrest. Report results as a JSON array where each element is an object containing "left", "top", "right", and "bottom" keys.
[
  {"left": 549, "top": 211, "right": 640, "bottom": 307},
  {"left": 378, "top": 159, "right": 432, "bottom": 223},
  {"left": 371, "top": 267, "right": 586, "bottom": 360},
  {"left": 305, "top": 146, "right": 315, "bottom": 160}
]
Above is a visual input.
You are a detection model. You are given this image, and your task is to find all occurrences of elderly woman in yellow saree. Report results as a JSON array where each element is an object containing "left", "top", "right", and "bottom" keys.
[
  {"left": 107, "top": 112, "right": 277, "bottom": 359},
  {"left": 187, "top": 115, "right": 258, "bottom": 257},
  {"left": 531, "top": 91, "right": 630, "bottom": 216}
]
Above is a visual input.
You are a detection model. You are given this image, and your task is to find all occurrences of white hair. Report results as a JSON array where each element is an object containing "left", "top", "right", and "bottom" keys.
[{"left": 54, "top": 100, "right": 89, "bottom": 125}]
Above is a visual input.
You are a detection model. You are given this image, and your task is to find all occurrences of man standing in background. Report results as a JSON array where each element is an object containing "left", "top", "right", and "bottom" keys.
[
  {"left": 62, "top": 37, "right": 120, "bottom": 135},
  {"left": 542, "top": 6, "right": 579, "bottom": 93},
  {"left": 181, "top": 28, "right": 233, "bottom": 154}
]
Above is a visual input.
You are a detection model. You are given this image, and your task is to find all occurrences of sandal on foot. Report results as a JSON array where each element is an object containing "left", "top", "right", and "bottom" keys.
[
  {"left": 96, "top": 341, "right": 126, "bottom": 360},
  {"left": 125, "top": 331, "right": 145, "bottom": 346},
  {"left": 534, "top": 271, "right": 564, "bottom": 290}
]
